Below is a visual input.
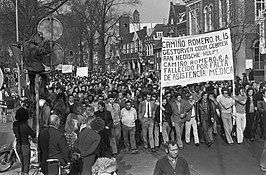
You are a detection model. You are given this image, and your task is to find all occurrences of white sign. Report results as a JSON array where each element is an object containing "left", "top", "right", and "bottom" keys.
[
  {"left": 62, "top": 65, "right": 73, "bottom": 73},
  {"left": 0, "top": 68, "right": 3, "bottom": 89},
  {"left": 161, "top": 28, "right": 234, "bottom": 87},
  {"left": 246, "top": 59, "right": 253, "bottom": 69},
  {"left": 76, "top": 67, "right": 88, "bottom": 77}
]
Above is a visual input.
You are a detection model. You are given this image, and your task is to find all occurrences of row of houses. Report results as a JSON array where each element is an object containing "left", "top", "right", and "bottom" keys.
[{"left": 108, "top": 0, "right": 266, "bottom": 81}]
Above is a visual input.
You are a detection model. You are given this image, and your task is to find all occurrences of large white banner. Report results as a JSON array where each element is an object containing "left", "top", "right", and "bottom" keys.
[
  {"left": 161, "top": 28, "right": 234, "bottom": 87},
  {"left": 62, "top": 65, "right": 73, "bottom": 73},
  {"left": 76, "top": 67, "right": 88, "bottom": 77}
]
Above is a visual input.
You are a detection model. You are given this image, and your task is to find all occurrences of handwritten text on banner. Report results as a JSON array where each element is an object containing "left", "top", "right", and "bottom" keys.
[{"left": 161, "top": 28, "right": 234, "bottom": 87}]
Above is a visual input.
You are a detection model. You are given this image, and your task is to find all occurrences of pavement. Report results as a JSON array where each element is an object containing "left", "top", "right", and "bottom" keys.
[{"left": 1, "top": 120, "right": 266, "bottom": 175}]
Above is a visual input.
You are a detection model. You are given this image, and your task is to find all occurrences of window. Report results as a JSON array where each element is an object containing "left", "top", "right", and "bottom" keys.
[
  {"left": 188, "top": 2, "right": 200, "bottom": 35},
  {"left": 254, "top": 41, "right": 264, "bottom": 70},
  {"left": 219, "top": 0, "right": 223, "bottom": 28},
  {"left": 157, "top": 32, "right": 163, "bottom": 38},
  {"left": 219, "top": 0, "right": 227, "bottom": 28},
  {"left": 139, "top": 41, "right": 142, "bottom": 52},
  {"left": 178, "top": 12, "right": 186, "bottom": 23},
  {"left": 256, "top": 0, "right": 266, "bottom": 18},
  {"left": 209, "top": 5, "right": 214, "bottom": 31},
  {"left": 204, "top": 7, "right": 208, "bottom": 32},
  {"left": 134, "top": 41, "right": 138, "bottom": 53},
  {"left": 122, "top": 44, "right": 126, "bottom": 53},
  {"left": 131, "top": 42, "right": 134, "bottom": 53},
  {"left": 226, "top": 0, "right": 234, "bottom": 25},
  {"left": 127, "top": 43, "right": 130, "bottom": 53}
]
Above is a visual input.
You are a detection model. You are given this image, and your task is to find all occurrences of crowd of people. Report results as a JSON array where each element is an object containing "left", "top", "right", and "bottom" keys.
[{"left": 2, "top": 70, "right": 266, "bottom": 174}]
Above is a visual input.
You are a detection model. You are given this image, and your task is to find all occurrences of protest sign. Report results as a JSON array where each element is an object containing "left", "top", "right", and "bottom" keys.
[
  {"left": 161, "top": 28, "right": 234, "bottom": 87},
  {"left": 62, "top": 65, "right": 73, "bottom": 73},
  {"left": 76, "top": 67, "right": 88, "bottom": 77},
  {"left": 246, "top": 59, "right": 253, "bottom": 69}
]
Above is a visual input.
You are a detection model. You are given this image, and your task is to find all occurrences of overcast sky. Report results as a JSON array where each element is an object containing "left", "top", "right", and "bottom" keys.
[{"left": 126, "top": 0, "right": 174, "bottom": 23}]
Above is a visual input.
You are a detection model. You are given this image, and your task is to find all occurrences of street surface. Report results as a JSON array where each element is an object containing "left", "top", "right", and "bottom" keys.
[{"left": 1, "top": 120, "right": 266, "bottom": 175}]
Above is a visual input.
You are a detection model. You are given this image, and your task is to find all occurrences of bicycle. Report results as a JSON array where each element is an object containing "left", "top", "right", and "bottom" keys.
[
  {"left": 30, "top": 159, "right": 71, "bottom": 175},
  {"left": 0, "top": 100, "right": 15, "bottom": 124}
]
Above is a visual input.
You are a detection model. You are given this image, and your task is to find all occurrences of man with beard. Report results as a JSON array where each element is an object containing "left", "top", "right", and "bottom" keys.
[{"left": 121, "top": 100, "right": 138, "bottom": 154}]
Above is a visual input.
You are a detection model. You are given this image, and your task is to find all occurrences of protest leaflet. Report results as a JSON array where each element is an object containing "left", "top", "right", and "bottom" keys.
[{"left": 161, "top": 28, "right": 234, "bottom": 87}]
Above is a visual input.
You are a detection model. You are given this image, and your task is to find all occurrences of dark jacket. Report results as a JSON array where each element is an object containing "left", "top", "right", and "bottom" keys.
[
  {"left": 155, "top": 103, "right": 172, "bottom": 126},
  {"left": 153, "top": 155, "right": 190, "bottom": 175},
  {"left": 170, "top": 99, "right": 188, "bottom": 123},
  {"left": 38, "top": 127, "right": 70, "bottom": 167},
  {"left": 94, "top": 110, "right": 113, "bottom": 129},
  {"left": 77, "top": 128, "right": 100, "bottom": 158},
  {"left": 13, "top": 121, "right": 36, "bottom": 145},
  {"left": 23, "top": 40, "right": 51, "bottom": 72},
  {"left": 196, "top": 98, "right": 215, "bottom": 126},
  {"left": 77, "top": 128, "right": 101, "bottom": 175}
]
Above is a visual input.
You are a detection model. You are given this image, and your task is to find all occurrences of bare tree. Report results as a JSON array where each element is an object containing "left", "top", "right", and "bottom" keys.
[
  {"left": 68, "top": 0, "right": 140, "bottom": 71},
  {"left": 88, "top": 0, "right": 141, "bottom": 72},
  {"left": 69, "top": 0, "right": 98, "bottom": 70},
  {"left": 0, "top": 0, "right": 69, "bottom": 44}
]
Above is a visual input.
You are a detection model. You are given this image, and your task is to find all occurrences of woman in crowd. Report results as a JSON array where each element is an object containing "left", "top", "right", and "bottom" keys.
[
  {"left": 64, "top": 114, "right": 79, "bottom": 175},
  {"left": 94, "top": 101, "right": 113, "bottom": 157},
  {"left": 245, "top": 88, "right": 257, "bottom": 142},
  {"left": 13, "top": 108, "right": 36, "bottom": 175}
]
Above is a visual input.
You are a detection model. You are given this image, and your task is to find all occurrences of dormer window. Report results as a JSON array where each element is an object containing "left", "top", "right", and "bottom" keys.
[
  {"left": 171, "top": 18, "right": 174, "bottom": 25},
  {"left": 178, "top": 12, "right": 186, "bottom": 23},
  {"left": 157, "top": 32, "right": 163, "bottom": 38}
]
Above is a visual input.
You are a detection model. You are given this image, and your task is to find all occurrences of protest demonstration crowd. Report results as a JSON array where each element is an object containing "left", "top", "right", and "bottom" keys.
[{"left": 1, "top": 67, "right": 265, "bottom": 175}]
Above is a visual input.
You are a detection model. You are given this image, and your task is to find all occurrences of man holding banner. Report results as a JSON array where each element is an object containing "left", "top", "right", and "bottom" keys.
[{"left": 161, "top": 28, "right": 234, "bottom": 148}]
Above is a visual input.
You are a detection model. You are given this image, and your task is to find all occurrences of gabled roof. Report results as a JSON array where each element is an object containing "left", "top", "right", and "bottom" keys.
[
  {"left": 152, "top": 24, "right": 164, "bottom": 34},
  {"left": 122, "top": 28, "right": 147, "bottom": 44}
]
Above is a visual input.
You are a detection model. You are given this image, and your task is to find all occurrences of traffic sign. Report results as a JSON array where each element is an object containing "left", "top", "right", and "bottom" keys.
[
  {"left": 42, "top": 42, "right": 64, "bottom": 66},
  {"left": 38, "top": 17, "right": 63, "bottom": 41}
]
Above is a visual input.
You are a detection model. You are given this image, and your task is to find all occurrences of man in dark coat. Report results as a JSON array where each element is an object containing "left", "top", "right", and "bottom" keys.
[
  {"left": 155, "top": 97, "right": 172, "bottom": 146},
  {"left": 77, "top": 117, "right": 101, "bottom": 175},
  {"left": 196, "top": 91, "right": 215, "bottom": 147},
  {"left": 23, "top": 32, "right": 51, "bottom": 96},
  {"left": 38, "top": 114, "right": 70, "bottom": 175}
]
